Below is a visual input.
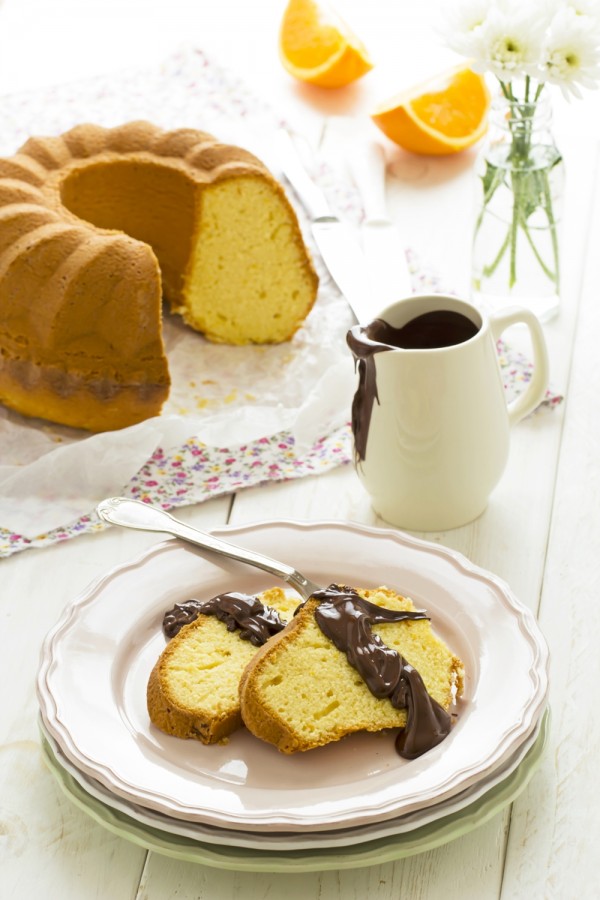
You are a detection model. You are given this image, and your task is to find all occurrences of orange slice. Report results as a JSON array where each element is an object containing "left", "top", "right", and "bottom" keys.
[
  {"left": 371, "top": 66, "right": 490, "bottom": 155},
  {"left": 279, "top": 0, "right": 373, "bottom": 89}
]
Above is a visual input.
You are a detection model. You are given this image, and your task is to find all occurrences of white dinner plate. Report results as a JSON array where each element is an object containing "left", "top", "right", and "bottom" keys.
[
  {"left": 40, "top": 713, "right": 550, "bottom": 873},
  {"left": 37, "top": 520, "right": 549, "bottom": 831},
  {"left": 38, "top": 710, "right": 547, "bottom": 851}
]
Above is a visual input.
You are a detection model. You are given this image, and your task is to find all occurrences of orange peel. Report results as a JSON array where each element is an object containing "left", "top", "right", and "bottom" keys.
[
  {"left": 371, "top": 66, "right": 490, "bottom": 155},
  {"left": 279, "top": 0, "right": 373, "bottom": 89}
]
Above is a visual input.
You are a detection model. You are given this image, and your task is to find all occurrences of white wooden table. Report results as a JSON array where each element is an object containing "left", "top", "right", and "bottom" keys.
[{"left": 1, "top": 2, "right": 600, "bottom": 897}]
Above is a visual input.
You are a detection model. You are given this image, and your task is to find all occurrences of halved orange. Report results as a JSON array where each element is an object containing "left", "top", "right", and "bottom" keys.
[
  {"left": 371, "top": 66, "right": 490, "bottom": 155},
  {"left": 279, "top": 0, "right": 373, "bottom": 89}
]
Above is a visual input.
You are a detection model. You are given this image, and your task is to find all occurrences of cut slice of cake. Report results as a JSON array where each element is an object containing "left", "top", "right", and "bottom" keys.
[
  {"left": 147, "top": 587, "right": 298, "bottom": 744},
  {"left": 239, "top": 586, "right": 464, "bottom": 756}
]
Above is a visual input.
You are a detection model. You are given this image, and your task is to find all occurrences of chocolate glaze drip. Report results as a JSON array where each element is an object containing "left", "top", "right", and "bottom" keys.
[
  {"left": 346, "top": 312, "right": 479, "bottom": 462},
  {"left": 311, "top": 584, "right": 452, "bottom": 759},
  {"left": 346, "top": 321, "right": 390, "bottom": 463},
  {"left": 162, "top": 592, "right": 286, "bottom": 646}
]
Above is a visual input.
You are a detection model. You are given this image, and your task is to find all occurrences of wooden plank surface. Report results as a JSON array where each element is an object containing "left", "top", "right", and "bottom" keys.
[
  {"left": 0, "top": 499, "right": 231, "bottom": 900},
  {"left": 500, "top": 146, "right": 600, "bottom": 900},
  {"left": 1, "top": 3, "right": 599, "bottom": 898}
]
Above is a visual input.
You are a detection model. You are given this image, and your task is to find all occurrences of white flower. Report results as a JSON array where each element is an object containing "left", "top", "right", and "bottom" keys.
[
  {"left": 477, "top": 4, "right": 549, "bottom": 79},
  {"left": 564, "top": 0, "right": 600, "bottom": 19},
  {"left": 540, "top": 6, "right": 600, "bottom": 97},
  {"left": 495, "top": 0, "right": 560, "bottom": 26},
  {"left": 436, "top": 0, "right": 492, "bottom": 58},
  {"left": 562, "top": 0, "right": 600, "bottom": 39},
  {"left": 438, "top": 0, "right": 600, "bottom": 97}
]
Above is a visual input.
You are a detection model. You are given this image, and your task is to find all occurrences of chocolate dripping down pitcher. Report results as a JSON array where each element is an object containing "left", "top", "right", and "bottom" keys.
[{"left": 347, "top": 294, "right": 549, "bottom": 531}]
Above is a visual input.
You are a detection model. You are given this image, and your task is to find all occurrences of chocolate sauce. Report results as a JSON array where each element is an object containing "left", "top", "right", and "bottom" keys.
[
  {"left": 311, "top": 585, "right": 452, "bottom": 759},
  {"left": 370, "top": 311, "right": 479, "bottom": 350},
  {"left": 346, "top": 311, "right": 479, "bottom": 462},
  {"left": 163, "top": 586, "right": 454, "bottom": 758},
  {"left": 163, "top": 599, "right": 206, "bottom": 638},
  {"left": 162, "top": 592, "right": 286, "bottom": 646},
  {"left": 346, "top": 324, "right": 389, "bottom": 463}
]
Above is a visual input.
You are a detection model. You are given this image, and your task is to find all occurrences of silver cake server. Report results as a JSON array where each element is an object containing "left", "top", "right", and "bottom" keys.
[
  {"left": 346, "top": 138, "right": 412, "bottom": 303},
  {"left": 276, "top": 129, "right": 374, "bottom": 323}
]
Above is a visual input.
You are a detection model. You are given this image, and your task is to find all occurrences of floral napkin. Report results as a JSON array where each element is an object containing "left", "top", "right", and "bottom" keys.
[{"left": 0, "top": 47, "right": 562, "bottom": 558}]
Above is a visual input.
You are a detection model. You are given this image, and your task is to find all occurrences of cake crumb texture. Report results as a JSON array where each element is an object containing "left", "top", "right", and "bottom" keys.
[
  {"left": 239, "top": 587, "right": 464, "bottom": 753},
  {"left": 147, "top": 587, "right": 298, "bottom": 744}
]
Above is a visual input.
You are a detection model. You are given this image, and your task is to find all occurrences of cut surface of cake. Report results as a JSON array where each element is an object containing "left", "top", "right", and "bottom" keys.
[
  {"left": 0, "top": 121, "right": 318, "bottom": 431},
  {"left": 239, "top": 586, "right": 464, "bottom": 755},
  {"left": 147, "top": 587, "right": 298, "bottom": 744}
]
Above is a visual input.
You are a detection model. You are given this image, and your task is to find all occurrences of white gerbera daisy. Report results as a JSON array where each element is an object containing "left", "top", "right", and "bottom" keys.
[
  {"left": 478, "top": 5, "right": 549, "bottom": 79},
  {"left": 565, "top": 0, "right": 600, "bottom": 19},
  {"left": 563, "top": 1, "right": 600, "bottom": 39},
  {"left": 541, "top": 6, "right": 600, "bottom": 97},
  {"left": 436, "top": 0, "right": 492, "bottom": 58},
  {"left": 495, "top": 0, "right": 560, "bottom": 25}
]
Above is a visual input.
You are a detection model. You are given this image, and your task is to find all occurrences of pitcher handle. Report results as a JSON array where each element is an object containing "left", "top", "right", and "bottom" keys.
[{"left": 489, "top": 307, "right": 550, "bottom": 426}]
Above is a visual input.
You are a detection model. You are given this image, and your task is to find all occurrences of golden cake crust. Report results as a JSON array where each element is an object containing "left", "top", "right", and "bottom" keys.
[
  {"left": 0, "top": 121, "right": 318, "bottom": 431},
  {"left": 147, "top": 588, "right": 298, "bottom": 744},
  {"left": 239, "top": 588, "right": 464, "bottom": 754}
]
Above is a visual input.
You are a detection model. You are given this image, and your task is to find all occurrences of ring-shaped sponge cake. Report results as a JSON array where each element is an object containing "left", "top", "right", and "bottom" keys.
[{"left": 0, "top": 121, "right": 318, "bottom": 431}]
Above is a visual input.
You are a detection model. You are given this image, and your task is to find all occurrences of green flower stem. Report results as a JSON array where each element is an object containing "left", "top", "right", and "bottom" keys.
[
  {"left": 474, "top": 79, "right": 560, "bottom": 294},
  {"left": 519, "top": 213, "right": 557, "bottom": 281},
  {"left": 482, "top": 229, "right": 511, "bottom": 278},
  {"left": 541, "top": 174, "right": 560, "bottom": 285},
  {"left": 474, "top": 164, "right": 505, "bottom": 234},
  {"left": 509, "top": 170, "right": 521, "bottom": 287},
  {"left": 477, "top": 166, "right": 559, "bottom": 286}
]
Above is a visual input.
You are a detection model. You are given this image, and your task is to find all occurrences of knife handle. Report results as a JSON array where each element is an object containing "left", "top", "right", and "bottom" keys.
[
  {"left": 347, "top": 140, "right": 388, "bottom": 222},
  {"left": 276, "top": 130, "right": 332, "bottom": 220}
]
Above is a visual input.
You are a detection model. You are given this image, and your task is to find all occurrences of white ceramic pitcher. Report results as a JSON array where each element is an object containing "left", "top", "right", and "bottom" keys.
[{"left": 347, "top": 294, "right": 549, "bottom": 531}]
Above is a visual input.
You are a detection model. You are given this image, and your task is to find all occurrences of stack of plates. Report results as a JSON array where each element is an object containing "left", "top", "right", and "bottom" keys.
[{"left": 37, "top": 520, "right": 549, "bottom": 873}]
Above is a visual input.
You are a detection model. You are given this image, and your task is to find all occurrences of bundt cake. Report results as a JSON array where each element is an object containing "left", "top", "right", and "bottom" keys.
[
  {"left": 0, "top": 121, "right": 318, "bottom": 431},
  {"left": 147, "top": 588, "right": 298, "bottom": 744},
  {"left": 239, "top": 586, "right": 464, "bottom": 756}
]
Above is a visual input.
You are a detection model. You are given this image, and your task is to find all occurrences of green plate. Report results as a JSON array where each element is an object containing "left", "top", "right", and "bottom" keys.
[{"left": 40, "top": 710, "right": 549, "bottom": 873}]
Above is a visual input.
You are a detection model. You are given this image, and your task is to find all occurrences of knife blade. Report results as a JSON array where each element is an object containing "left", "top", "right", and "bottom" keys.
[
  {"left": 275, "top": 129, "right": 374, "bottom": 324},
  {"left": 346, "top": 139, "right": 412, "bottom": 303}
]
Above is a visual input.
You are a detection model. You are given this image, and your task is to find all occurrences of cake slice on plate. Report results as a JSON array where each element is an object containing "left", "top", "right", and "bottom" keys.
[
  {"left": 147, "top": 587, "right": 297, "bottom": 744},
  {"left": 239, "top": 585, "right": 464, "bottom": 757}
]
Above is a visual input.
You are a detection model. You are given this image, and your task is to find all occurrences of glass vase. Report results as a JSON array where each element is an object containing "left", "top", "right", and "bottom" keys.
[{"left": 471, "top": 93, "right": 564, "bottom": 323}]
